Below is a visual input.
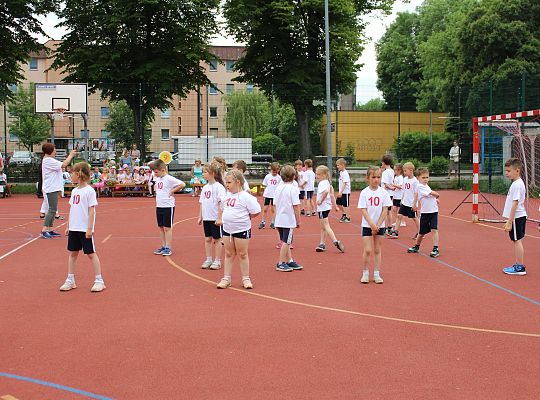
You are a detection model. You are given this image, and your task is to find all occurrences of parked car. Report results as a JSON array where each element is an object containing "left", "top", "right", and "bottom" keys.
[{"left": 9, "top": 151, "right": 40, "bottom": 166}]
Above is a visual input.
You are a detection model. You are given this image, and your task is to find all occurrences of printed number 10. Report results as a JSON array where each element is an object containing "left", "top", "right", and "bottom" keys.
[{"left": 368, "top": 196, "right": 380, "bottom": 206}]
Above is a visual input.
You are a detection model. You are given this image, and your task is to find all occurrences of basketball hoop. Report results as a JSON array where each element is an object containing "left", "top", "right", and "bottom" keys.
[{"left": 51, "top": 108, "right": 66, "bottom": 121}]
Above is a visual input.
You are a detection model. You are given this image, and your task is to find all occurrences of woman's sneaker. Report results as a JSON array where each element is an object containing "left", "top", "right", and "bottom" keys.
[
  {"left": 276, "top": 262, "right": 293, "bottom": 272},
  {"left": 216, "top": 277, "right": 231, "bottom": 289},
  {"left": 315, "top": 243, "right": 326, "bottom": 252},
  {"left": 59, "top": 279, "right": 77, "bottom": 291}
]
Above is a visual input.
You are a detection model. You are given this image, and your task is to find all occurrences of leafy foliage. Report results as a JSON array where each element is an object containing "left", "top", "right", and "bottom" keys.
[
  {"left": 105, "top": 100, "right": 151, "bottom": 151},
  {"left": 224, "top": 91, "right": 270, "bottom": 138},
  {"left": 355, "top": 98, "right": 385, "bottom": 111},
  {"left": 8, "top": 84, "right": 51, "bottom": 151},
  {"left": 428, "top": 156, "right": 448, "bottom": 175},
  {"left": 0, "top": 0, "right": 56, "bottom": 101},
  {"left": 52, "top": 0, "right": 219, "bottom": 159},
  {"left": 393, "top": 131, "right": 455, "bottom": 163},
  {"left": 252, "top": 133, "right": 286, "bottom": 158}
]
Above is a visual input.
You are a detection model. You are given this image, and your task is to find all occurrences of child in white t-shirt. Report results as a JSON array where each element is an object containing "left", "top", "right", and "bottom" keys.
[
  {"left": 336, "top": 158, "right": 352, "bottom": 223},
  {"left": 380, "top": 155, "right": 395, "bottom": 235},
  {"left": 358, "top": 166, "right": 393, "bottom": 284},
  {"left": 315, "top": 165, "right": 345, "bottom": 253},
  {"left": 501, "top": 158, "right": 528, "bottom": 275},
  {"left": 407, "top": 167, "right": 440, "bottom": 258},
  {"left": 0, "top": 170, "right": 6, "bottom": 195},
  {"left": 390, "top": 163, "right": 404, "bottom": 230},
  {"left": 303, "top": 159, "right": 316, "bottom": 216},
  {"left": 274, "top": 165, "right": 302, "bottom": 272},
  {"left": 232, "top": 159, "right": 252, "bottom": 193},
  {"left": 259, "top": 162, "right": 282, "bottom": 229},
  {"left": 59, "top": 162, "right": 104, "bottom": 292},
  {"left": 215, "top": 170, "right": 261, "bottom": 290},
  {"left": 199, "top": 162, "right": 226, "bottom": 270},
  {"left": 392, "top": 162, "right": 419, "bottom": 239},
  {"left": 295, "top": 160, "right": 307, "bottom": 215},
  {"left": 151, "top": 160, "right": 186, "bottom": 257}
]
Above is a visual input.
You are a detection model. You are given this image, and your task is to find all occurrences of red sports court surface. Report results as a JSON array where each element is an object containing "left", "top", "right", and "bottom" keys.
[{"left": 0, "top": 191, "right": 539, "bottom": 399}]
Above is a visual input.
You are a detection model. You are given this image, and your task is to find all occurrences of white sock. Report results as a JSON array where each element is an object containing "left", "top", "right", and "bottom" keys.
[
  {"left": 242, "top": 275, "right": 250, "bottom": 280},
  {"left": 214, "top": 258, "right": 221, "bottom": 263},
  {"left": 289, "top": 259, "right": 294, "bottom": 263},
  {"left": 95, "top": 274, "right": 104, "bottom": 282},
  {"left": 206, "top": 256, "right": 212, "bottom": 262},
  {"left": 224, "top": 275, "right": 231, "bottom": 281},
  {"left": 67, "top": 274, "right": 75, "bottom": 282}
]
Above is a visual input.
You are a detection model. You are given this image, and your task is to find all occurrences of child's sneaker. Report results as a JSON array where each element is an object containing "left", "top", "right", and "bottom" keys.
[
  {"left": 276, "top": 262, "right": 293, "bottom": 272},
  {"left": 287, "top": 260, "right": 303, "bottom": 270},
  {"left": 385, "top": 228, "right": 393, "bottom": 237},
  {"left": 360, "top": 270, "right": 369, "bottom": 284},
  {"left": 59, "top": 279, "right": 76, "bottom": 291},
  {"left": 301, "top": 209, "right": 305, "bottom": 215},
  {"left": 153, "top": 246, "right": 165, "bottom": 255},
  {"left": 216, "top": 277, "right": 231, "bottom": 289},
  {"left": 201, "top": 259, "right": 213, "bottom": 269},
  {"left": 209, "top": 260, "right": 221, "bottom": 270},
  {"left": 91, "top": 281, "right": 106, "bottom": 292},
  {"left": 242, "top": 277, "right": 253, "bottom": 289},
  {"left": 373, "top": 271, "right": 384, "bottom": 284},
  {"left": 407, "top": 245, "right": 419, "bottom": 253},
  {"left": 342, "top": 216, "right": 351, "bottom": 223},
  {"left": 161, "top": 247, "right": 172, "bottom": 256},
  {"left": 306, "top": 213, "right": 311, "bottom": 217},
  {"left": 48, "top": 231, "right": 62, "bottom": 237},
  {"left": 258, "top": 221, "right": 265, "bottom": 229},
  {"left": 338, "top": 215, "right": 345, "bottom": 223},
  {"left": 40, "top": 231, "right": 52, "bottom": 239},
  {"left": 430, "top": 248, "right": 440, "bottom": 258},
  {"left": 311, "top": 212, "right": 316, "bottom": 216},
  {"left": 388, "top": 231, "right": 399, "bottom": 239},
  {"left": 315, "top": 243, "right": 326, "bottom": 252},
  {"left": 270, "top": 222, "right": 275, "bottom": 229},
  {"left": 334, "top": 240, "right": 345, "bottom": 253},
  {"left": 503, "top": 264, "right": 526, "bottom": 276}
]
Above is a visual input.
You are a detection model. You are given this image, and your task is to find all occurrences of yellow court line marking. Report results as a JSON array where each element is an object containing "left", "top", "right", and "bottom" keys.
[
  {"left": 439, "top": 213, "right": 540, "bottom": 240},
  {"left": 102, "top": 234, "right": 112, "bottom": 244},
  {"left": 173, "top": 216, "right": 197, "bottom": 227},
  {"left": 1, "top": 395, "right": 21, "bottom": 400},
  {"left": 165, "top": 257, "right": 540, "bottom": 338}
]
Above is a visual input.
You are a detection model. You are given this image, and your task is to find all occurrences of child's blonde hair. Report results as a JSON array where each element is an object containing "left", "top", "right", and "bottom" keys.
[
  {"left": 394, "top": 163, "right": 403, "bottom": 175},
  {"left": 304, "top": 159, "right": 313, "bottom": 168},
  {"left": 366, "top": 165, "right": 381, "bottom": 180},
  {"left": 72, "top": 162, "right": 91, "bottom": 182},
  {"left": 316, "top": 165, "right": 331, "bottom": 180},
  {"left": 336, "top": 158, "right": 347, "bottom": 166},
  {"left": 204, "top": 162, "right": 224, "bottom": 186},
  {"left": 416, "top": 167, "right": 429, "bottom": 176},
  {"left": 270, "top": 162, "right": 280, "bottom": 173},
  {"left": 213, "top": 156, "right": 228, "bottom": 173},
  {"left": 280, "top": 165, "right": 296, "bottom": 182},
  {"left": 232, "top": 159, "right": 247, "bottom": 173},
  {"left": 225, "top": 169, "right": 245, "bottom": 187},
  {"left": 403, "top": 162, "right": 415, "bottom": 171},
  {"left": 151, "top": 159, "right": 167, "bottom": 171},
  {"left": 294, "top": 159, "right": 303, "bottom": 167}
]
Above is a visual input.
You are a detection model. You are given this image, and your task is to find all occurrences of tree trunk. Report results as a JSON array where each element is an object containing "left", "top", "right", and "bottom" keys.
[
  {"left": 294, "top": 105, "right": 311, "bottom": 159},
  {"left": 129, "top": 100, "right": 145, "bottom": 162}
]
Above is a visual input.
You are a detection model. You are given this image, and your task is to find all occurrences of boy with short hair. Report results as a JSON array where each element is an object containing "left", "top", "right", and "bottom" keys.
[
  {"left": 501, "top": 158, "right": 527, "bottom": 275},
  {"left": 303, "top": 159, "right": 316, "bottom": 216},
  {"left": 407, "top": 167, "right": 440, "bottom": 258},
  {"left": 259, "top": 162, "right": 282, "bottom": 229},
  {"left": 232, "top": 159, "right": 251, "bottom": 192},
  {"left": 151, "top": 160, "right": 186, "bottom": 257},
  {"left": 381, "top": 155, "right": 395, "bottom": 234},
  {"left": 336, "top": 158, "right": 351, "bottom": 222},
  {"left": 390, "top": 162, "right": 419, "bottom": 238}
]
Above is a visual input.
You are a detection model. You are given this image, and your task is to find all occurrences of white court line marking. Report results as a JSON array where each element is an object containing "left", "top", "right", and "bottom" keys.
[
  {"left": 0, "top": 222, "right": 67, "bottom": 261},
  {"left": 102, "top": 234, "right": 112, "bottom": 244}
]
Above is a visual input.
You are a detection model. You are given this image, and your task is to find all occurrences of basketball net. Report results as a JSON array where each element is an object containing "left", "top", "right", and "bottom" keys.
[{"left": 51, "top": 108, "right": 66, "bottom": 121}]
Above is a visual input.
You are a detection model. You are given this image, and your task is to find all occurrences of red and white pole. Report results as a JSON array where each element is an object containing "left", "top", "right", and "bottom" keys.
[{"left": 472, "top": 118, "right": 480, "bottom": 222}]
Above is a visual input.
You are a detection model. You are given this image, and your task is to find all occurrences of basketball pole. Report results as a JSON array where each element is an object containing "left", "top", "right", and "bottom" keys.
[{"left": 324, "top": 0, "right": 332, "bottom": 170}]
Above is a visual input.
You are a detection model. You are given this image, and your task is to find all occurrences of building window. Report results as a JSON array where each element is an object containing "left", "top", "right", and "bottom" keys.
[
  {"left": 210, "top": 128, "right": 218, "bottom": 137},
  {"left": 177, "top": 116, "right": 182, "bottom": 126},
  {"left": 101, "top": 130, "right": 110, "bottom": 139},
  {"left": 29, "top": 58, "right": 38, "bottom": 70},
  {"left": 246, "top": 84, "right": 254, "bottom": 93},
  {"left": 209, "top": 59, "right": 218, "bottom": 71},
  {"left": 161, "top": 129, "right": 170, "bottom": 141},
  {"left": 177, "top": 126, "right": 182, "bottom": 134},
  {"left": 9, "top": 132, "right": 19, "bottom": 142},
  {"left": 100, "top": 107, "right": 109, "bottom": 118},
  {"left": 161, "top": 108, "right": 170, "bottom": 119},
  {"left": 226, "top": 60, "right": 235, "bottom": 72},
  {"left": 226, "top": 84, "right": 234, "bottom": 94},
  {"left": 178, "top": 100, "right": 182, "bottom": 109},
  {"left": 209, "top": 85, "right": 218, "bottom": 95},
  {"left": 209, "top": 107, "right": 218, "bottom": 118}
]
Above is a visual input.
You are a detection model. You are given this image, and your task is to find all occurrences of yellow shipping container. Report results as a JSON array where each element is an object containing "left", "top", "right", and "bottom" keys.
[{"left": 321, "top": 111, "right": 447, "bottom": 161}]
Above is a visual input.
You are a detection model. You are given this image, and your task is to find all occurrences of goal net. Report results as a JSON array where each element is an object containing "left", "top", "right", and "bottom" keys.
[{"left": 472, "top": 109, "right": 540, "bottom": 223}]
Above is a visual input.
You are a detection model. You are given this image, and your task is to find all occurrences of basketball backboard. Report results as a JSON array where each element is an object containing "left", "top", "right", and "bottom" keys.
[{"left": 34, "top": 83, "right": 88, "bottom": 114}]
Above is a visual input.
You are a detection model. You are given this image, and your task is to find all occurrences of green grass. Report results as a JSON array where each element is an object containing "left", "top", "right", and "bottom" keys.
[{"left": 10, "top": 183, "right": 38, "bottom": 194}]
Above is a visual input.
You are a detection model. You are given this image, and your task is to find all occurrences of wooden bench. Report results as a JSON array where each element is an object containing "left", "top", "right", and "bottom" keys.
[
  {"left": 1, "top": 183, "right": 16, "bottom": 198},
  {"left": 249, "top": 182, "right": 264, "bottom": 196},
  {"left": 111, "top": 183, "right": 149, "bottom": 197},
  {"left": 64, "top": 183, "right": 101, "bottom": 198}
]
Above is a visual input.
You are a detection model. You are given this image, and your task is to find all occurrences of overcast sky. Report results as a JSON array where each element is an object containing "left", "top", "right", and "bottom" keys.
[{"left": 36, "top": 0, "right": 423, "bottom": 104}]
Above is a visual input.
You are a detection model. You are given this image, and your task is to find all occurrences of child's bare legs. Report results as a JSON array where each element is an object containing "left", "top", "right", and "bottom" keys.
[
  {"left": 514, "top": 239, "right": 524, "bottom": 265},
  {"left": 415, "top": 233, "right": 424, "bottom": 247},
  {"left": 204, "top": 236, "right": 213, "bottom": 258},
  {"left": 234, "top": 238, "right": 250, "bottom": 277},
  {"left": 260, "top": 205, "right": 268, "bottom": 224},
  {"left": 87, "top": 252, "right": 102, "bottom": 276},
  {"left": 68, "top": 251, "right": 79, "bottom": 274},
  {"left": 320, "top": 218, "right": 337, "bottom": 244},
  {"left": 310, "top": 198, "right": 316, "bottom": 214},
  {"left": 391, "top": 206, "right": 398, "bottom": 226},
  {"left": 431, "top": 229, "right": 439, "bottom": 247},
  {"left": 269, "top": 204, "right": 275, "bottom": 224},
  {"left": 386, "top": 207, "right": 393, "bottom": 230},
  {"left": 362, "top": 236, "right": 373, "bottom": 270},
  {"left": 223, "top": 236, "right": 236, "bottom": 278},
  {"left": 343, "top": 205, "right": 350, "bottom": 218},
  {"left": 212, "top": 238, "right": 222, "bottom": 261},
  {"left": 160, "top": 227, "right": 172, "bottom": 248},
  {"left": 279, "top": 243, "right": 292, "bottom": 263},
  {"left": 373, "top": 236, "right": 382, "bottom": 271}
]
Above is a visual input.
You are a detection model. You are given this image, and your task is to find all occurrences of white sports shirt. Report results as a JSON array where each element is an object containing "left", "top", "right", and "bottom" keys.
[
  {"left": 393, "top": 175, "right": 404, "bottom": 200},
  {"left": 304, "top": 169, "right": 315, "bottom": 191},
  {"left": 358, "top": 186, "right": 392, "bottom": 228},
  {"left": 401, "top": 176, "right": 418, "bottom": 207},
  {"left": 417, "top": 183, "right": 438, "bottom": 214},
  {"left": 339, "top": 170, "right": 351, "bottom": 195},
  {"left": 274, "top": 183, "right": 300, "bottom": 228},
  {"left": 42, "top": 157, "right": 64, "bottom": 193},
  {"left": 221, "top": 191, "right": 261, "bottom": 234},
  {"left": 316, "top": 180, "right": 332, "bottom": 212},
  {"left": 69, "top": 185, "right": 98, "bottom": 232},
  {"left": 200, "top": 182, "right": 227, "bottom": 221},
  {"left": 154, "top": 174, "right": 184, "bottom": 208},
  {"left": 381, "top": 167, "right": 395, "bottom": 197},
  {"left": 262, "top": 173, "right": 282, "bottom": 198},
  {"left": 503, "top": 178, "right": 527, "bottom": 219}
]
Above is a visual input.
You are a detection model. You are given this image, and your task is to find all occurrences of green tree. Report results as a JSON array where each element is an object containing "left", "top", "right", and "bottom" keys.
[
  {"left": 0, "top": 1, "right": 56, "bottom": 101},
  {"left": 356, "top": 98, "right": 385, "bottom": 111},
  {"left": 52, "top": 0, "right": 219, "bottom": 161},
  {"left": 224, "top": 91, "right": 269, "bottom": 138},
  {"left": 105, "top": 100, "right": 151, "bottom": 151},
  {"left": 224, "top": 0, "right": 391, "bottom": 158},
  {"left": 8, "top": 84, "right": 50, "bottom": 151}
]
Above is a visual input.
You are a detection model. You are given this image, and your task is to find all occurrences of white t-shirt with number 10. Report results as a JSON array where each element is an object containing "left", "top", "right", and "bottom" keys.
[
  {"left": 154, "top": 174, "right": 184, "bottom": 208},
  {"left": 358, "top": 186, "right": 392, "bottom": 228},
  {"left": 200, "top": 182, "right": 226, "bottom": 221},
  {"left": 262, "top": 173, "right": 282, "bottom": 198},
  {"left": 221, "top": 191, "right": 262, "bottom": 234},
  {"left": 69, "top": 185, "right": 98, "bottom": 232}
]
